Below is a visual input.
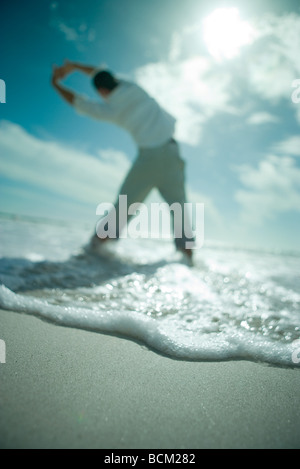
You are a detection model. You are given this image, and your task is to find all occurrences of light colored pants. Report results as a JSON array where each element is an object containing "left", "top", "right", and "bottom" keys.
[{"left": 111, "top": 139, "right": 194, "bottom": 249}]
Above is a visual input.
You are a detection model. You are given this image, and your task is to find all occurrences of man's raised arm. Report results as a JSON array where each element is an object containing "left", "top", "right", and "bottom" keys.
[
  {"left": 51, "top": 65, "right": 76, "bottom": 105},
  {"left": 51, "top": 60, "right": 98, "bottom": 106},
  {"left": 64, "top": 60, "right": 97, "bottom": 76}
]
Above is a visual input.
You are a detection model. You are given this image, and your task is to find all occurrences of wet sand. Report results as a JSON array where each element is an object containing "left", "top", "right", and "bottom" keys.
[{"left": 0, "top": 308, "right": 300, "bottom": 449}]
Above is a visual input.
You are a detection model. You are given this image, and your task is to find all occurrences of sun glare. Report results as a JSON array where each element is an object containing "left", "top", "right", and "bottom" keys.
[{"left": 203, "top": 8, "right": 255, "bottom": 61}]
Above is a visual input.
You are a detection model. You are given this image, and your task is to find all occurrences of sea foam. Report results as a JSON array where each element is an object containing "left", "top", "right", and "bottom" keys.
[{"left": 0, "top": 216, "right": 299, "bottom": 366}]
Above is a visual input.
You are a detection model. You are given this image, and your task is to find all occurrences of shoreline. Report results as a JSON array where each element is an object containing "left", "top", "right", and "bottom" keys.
[{"left": 0, "top": 308, "right": 300, "bottom": 449}]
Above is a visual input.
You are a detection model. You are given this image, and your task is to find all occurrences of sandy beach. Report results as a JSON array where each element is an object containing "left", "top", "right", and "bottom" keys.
[{"left": 0, "top": 308, "right": 299, "bottom": 449}]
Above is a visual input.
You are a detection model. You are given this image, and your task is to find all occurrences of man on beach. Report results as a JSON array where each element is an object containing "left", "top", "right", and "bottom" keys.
[{"left": 51, "top": 61, "right": 194, "bottom": 260}]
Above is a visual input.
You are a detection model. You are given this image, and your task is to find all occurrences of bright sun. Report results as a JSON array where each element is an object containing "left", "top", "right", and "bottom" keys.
[{"left": 203, "top": 8, "right": 255, "bottom": 61}]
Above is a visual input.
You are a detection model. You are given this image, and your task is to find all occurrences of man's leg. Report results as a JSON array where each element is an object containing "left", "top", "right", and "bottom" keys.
[
  {"left": 94, "top": 155, "right": 154, "bottom": 244},
  {"left": 157, "top": 142, "right": 195, "bottom": 259}
]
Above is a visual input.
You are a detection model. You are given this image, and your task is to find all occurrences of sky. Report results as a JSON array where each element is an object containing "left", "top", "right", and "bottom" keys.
[{"left": 0, "top": 0, "right": 300, "bottom": 251}]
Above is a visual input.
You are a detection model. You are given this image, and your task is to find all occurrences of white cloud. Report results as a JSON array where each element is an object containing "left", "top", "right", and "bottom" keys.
[
  {"left": 246, "top": 13, "right": 300, "bottom": 102},
  {"left": 135, "top": 57, "right": 234, "bottom": 146},
  {"left": 273, "top": 136, "right": 300, "bottom": 156},
  {"left": 169, "top": 32, "right": 182, "bottom": 62},
  {"left": 0, "top": 121, "right": 223, "bottom": 235},
  {"left": 247, "top": 112, "right": 279, "bottom": 125},
  {"left": 0, "top": 120, "right": 130, "bottom": 208},
  {"left": 187, "top": 188, "right": 223, "bottom": 232},
  {"left": 134, "top": 11, "right": 300, "bottom": 145},
  {"left": 235, "top": 154, "right": 300, "bottom": 224},
  {"left": 235, "top": 130, "right": 300, "bottom": 228},
  {"left": 56, "top": 22, "right": 79, "bottom": 42},
  {"left": 52, "top": 20, "right": 96, "bottom": 48},
  {"left": 49, "top": 4, "right": 96, "bottom": 49}
]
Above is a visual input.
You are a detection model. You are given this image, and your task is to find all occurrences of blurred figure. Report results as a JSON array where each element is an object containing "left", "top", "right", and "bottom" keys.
[{"left": 52, "top": 61, "right": 194, "bottom": 260}]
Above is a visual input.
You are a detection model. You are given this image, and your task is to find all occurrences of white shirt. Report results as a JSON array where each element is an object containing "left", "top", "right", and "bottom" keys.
[{"left": 74, "top": 79, "right": 176, "bottom": 148}]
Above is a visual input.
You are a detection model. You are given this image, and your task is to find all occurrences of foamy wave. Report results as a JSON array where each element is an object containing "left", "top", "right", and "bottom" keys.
[
  {"left": 0, "top": 217, "right": 299, "bottom": 367},
  {"left": 0, "top": 284, "right": 298, "bottom": 366}
]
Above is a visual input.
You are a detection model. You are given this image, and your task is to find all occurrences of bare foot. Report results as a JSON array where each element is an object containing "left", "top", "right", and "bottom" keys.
[
  {"left": 88, "top": 234, "right": 110, "bottom": 254},
  {"left": 178, "top": 248, "right": 194, "bottom": 266}
]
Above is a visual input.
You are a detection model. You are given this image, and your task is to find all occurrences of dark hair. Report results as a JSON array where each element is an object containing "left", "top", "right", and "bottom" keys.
[{"left": 93, "top": 70, "right": 118, "bottom": 91}]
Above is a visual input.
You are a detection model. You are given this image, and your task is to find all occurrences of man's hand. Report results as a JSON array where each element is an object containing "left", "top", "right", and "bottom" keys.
[
  {"left": 52, "top": 61, "right": 96, "bottom": 86},
  {"left": 52, "top": 65, "right": 65, "bottom": 86},
  {"left": 51, "top": 60, "right": 96, "bottom": 105},
  {"left": 51, "top": 64, "right": 75, "bottom": 105},
  {"left": 51, "top": 61, "right": 76, "bottom": 86},
  {"left": 58, "top": 60, "right": 76, "bottom": 79}
]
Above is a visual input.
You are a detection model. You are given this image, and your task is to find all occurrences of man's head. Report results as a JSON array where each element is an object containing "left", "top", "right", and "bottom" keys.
[{"left": 93, "top": 70, "right": 119, "bottom": 98}]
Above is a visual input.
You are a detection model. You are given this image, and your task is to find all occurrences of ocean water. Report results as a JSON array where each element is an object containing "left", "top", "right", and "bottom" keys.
[{"left": 0, "top": 215, "right": 300, "bottom": 367}]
